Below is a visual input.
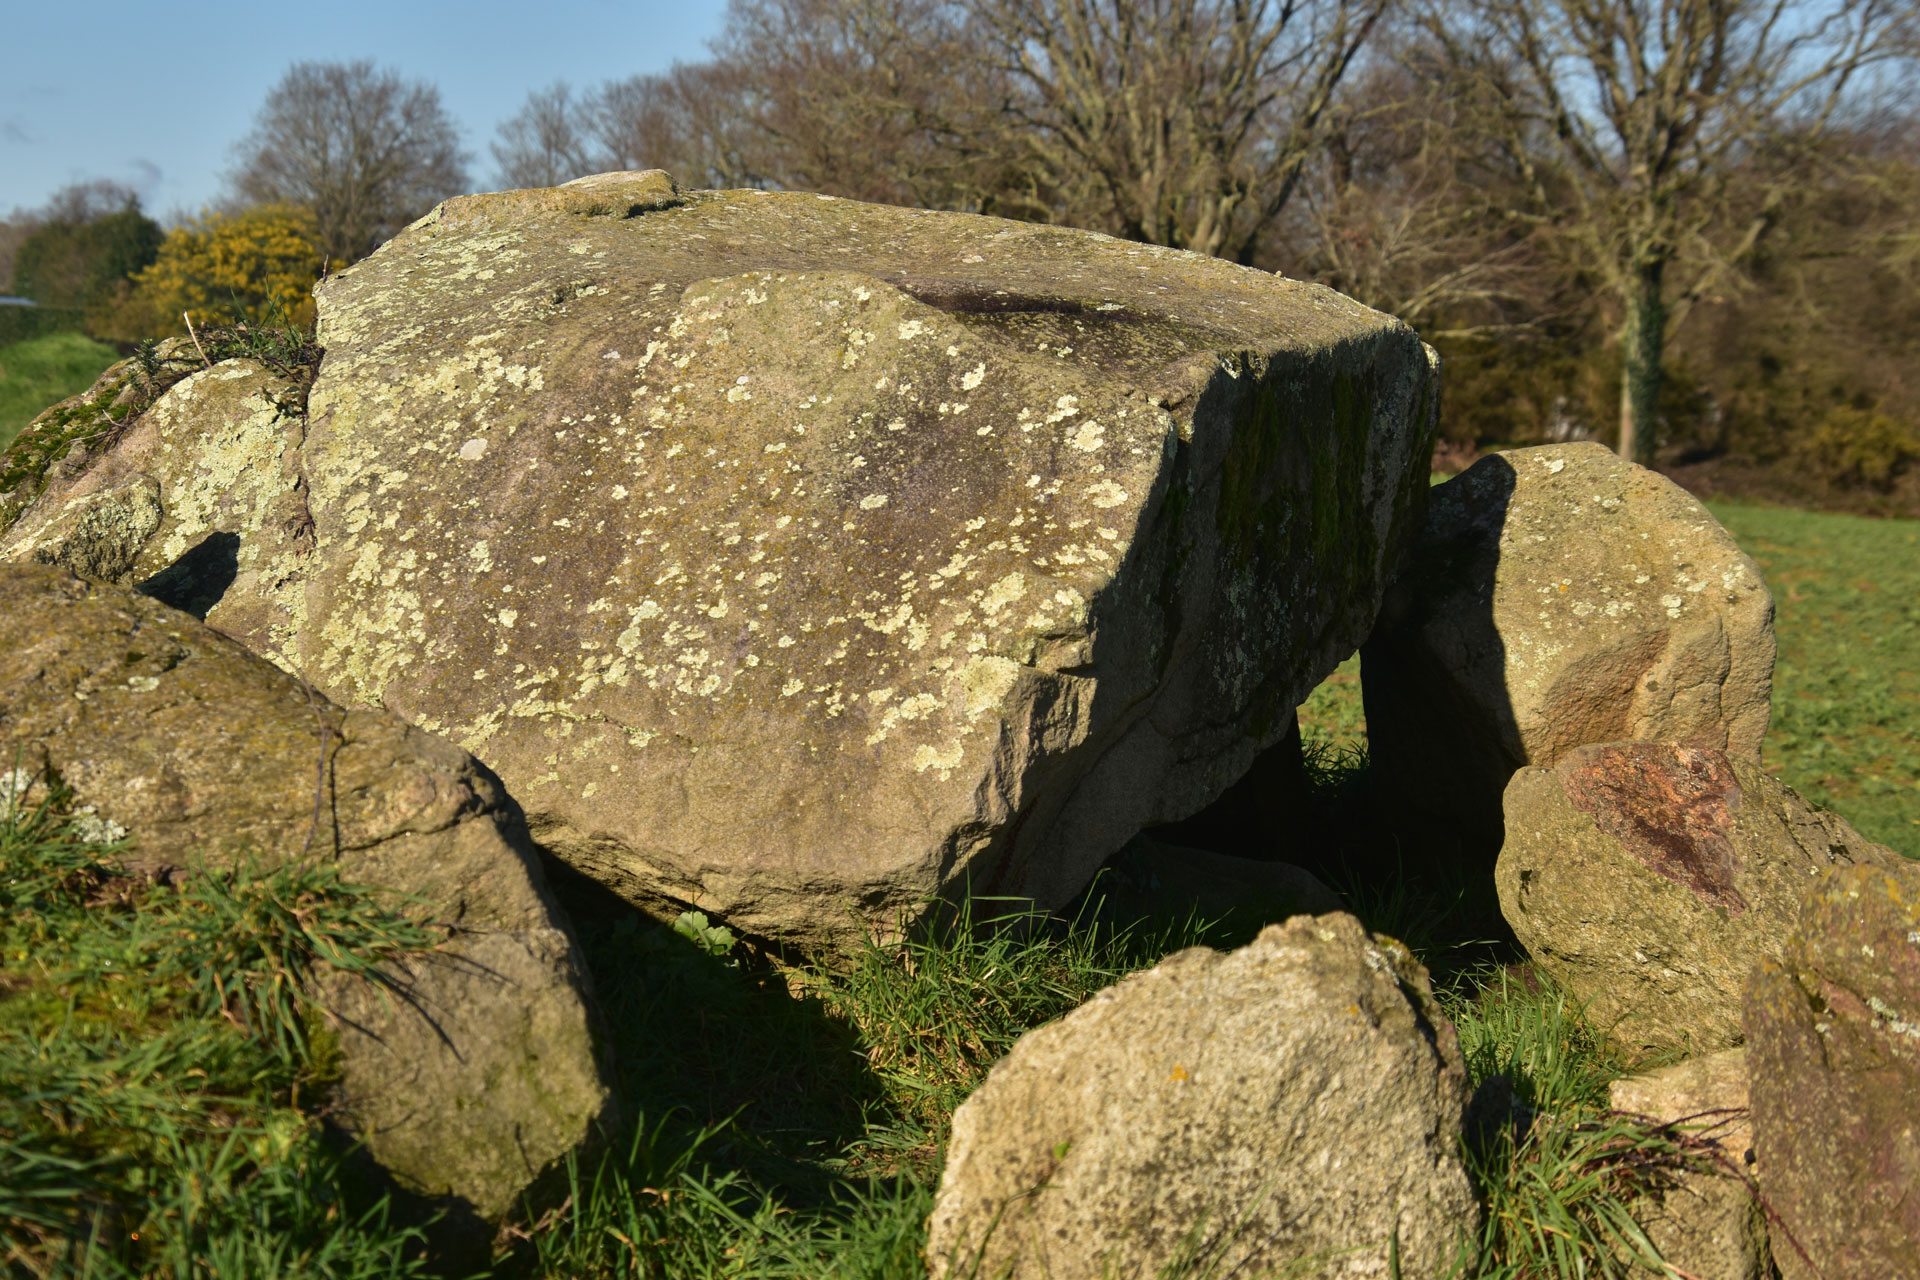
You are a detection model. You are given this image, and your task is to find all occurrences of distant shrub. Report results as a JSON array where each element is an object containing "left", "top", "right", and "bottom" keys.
[
  {"left": 1796, "top": 406, "right": 1920, "bottom": 491},
  {"left": 8, "top": 206, "right": 164, "bottom": 314},
  {"left": 97, "top": 205, "right": 336, "bottom": 341},
  {"left": 0, "top": 304, "right": 85, "bottom": 347}
]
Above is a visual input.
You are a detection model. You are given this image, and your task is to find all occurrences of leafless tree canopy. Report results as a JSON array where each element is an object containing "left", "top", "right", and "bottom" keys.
[
  {"left": 229, "top": 60, "right": 470, "bottom": 264},
  {"left": 464, "top": 0, "right": 1916, "bottom": 487},
  {"left": 491, "top": 82, "right": 596, "bottom": 190},
  {"left": 490, "top": 63, "right": 769, "bottom": 192},
  {"left": 1420, "top": 0, "right": 1917, "bottom": 458},
  {"left": 970, "top": 0, "right": 1391, "bottom": 260}
]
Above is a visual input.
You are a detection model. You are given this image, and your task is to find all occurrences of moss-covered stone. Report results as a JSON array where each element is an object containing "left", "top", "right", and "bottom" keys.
[
  {"left": 0, "top": 340, "right": 201, "bottom": 535},
  {"left": 0, "top": 562, "right": 614, "bottom": 1231},
  {"left": 1745, "top": 860, "right": 1920, "bottom": 1280}
]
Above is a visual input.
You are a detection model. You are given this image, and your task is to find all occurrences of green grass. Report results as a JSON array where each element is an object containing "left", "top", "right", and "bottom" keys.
[
  {"left": 520, "top": 893, "right": 1233, "bottom": 1278},
  {"left": 0, "top": 779, "right": 439, "bottom": 1279},
  {"left": 1706, "top": 502, "right": 1920, "bottom": 857},
  {"left": 0, "top": 332, "right": 121, "bottom": 455},
  {"left": 0, "top": 769, "right": 1720, "bottom": 1279}
]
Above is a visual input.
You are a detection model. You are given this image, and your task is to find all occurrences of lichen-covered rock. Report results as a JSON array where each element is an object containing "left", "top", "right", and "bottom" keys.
[
  {"left": 0, "top": 357, "right": 313, "bottom": 647},
  {"left": 0, "top": 562, "right": 614, "bottom": 1232},
  {"left": 0, "top": 338, "right": 203, "bottom": 537},
  {"left": 1745, "top": 861, "right": 1920, "bottom": 1280},
  {"left": 1363, "top": 444, "right": 1775, "bottom": 848},
  {"left": 925, "top": 913, "right": 1477, "bottom": 1279},
  {"left": 1, "top": 170, "right": 1439, "bottom": 947},
  {"left": 1608, "top": 1049, "right": 1768, "bottom": 1280},
  {"left": 1497, "top": 742, "right": 1897, "bottom": 1050}
]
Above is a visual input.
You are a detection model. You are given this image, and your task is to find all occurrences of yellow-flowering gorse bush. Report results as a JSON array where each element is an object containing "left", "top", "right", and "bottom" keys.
[{"left": 96, "top": 205, "right": 336, "bottom": 340}]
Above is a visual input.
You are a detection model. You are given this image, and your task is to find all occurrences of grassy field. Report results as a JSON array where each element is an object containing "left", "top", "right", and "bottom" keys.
[
  {"left": 1708, "top": 502, "right": 1920, "bottom": 858},
  {"left": 5, "top": 788, "right": 1701, "bottom": 1280},
  {"left": 1300, "top": 501, "right": 1920, "bottom": 860},
  {"left": 0, "top": 332, "right": 122, "bottom": 455}
]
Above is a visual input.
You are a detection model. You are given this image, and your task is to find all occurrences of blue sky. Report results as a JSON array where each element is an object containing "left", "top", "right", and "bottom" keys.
[{"left": 3, "top": 0, "right": 730, "bottom": 221}]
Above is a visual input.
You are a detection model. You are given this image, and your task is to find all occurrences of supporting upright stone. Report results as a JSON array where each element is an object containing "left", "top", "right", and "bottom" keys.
[
  {"left": 1497, "top": 741, "right": 1896, "bottom": 1050},
  {"left": 1363, "top": 443, "right": 1774, "bottom": 851}
]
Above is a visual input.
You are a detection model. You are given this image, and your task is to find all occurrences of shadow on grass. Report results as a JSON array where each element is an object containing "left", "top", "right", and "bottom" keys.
[
  {"left": 542, "top": 858, "right": 887, "bottom": 1201},
  {"left": 1148, "top": 733, "right": 1526, "bottom": 987},
  {"left": 512, "top": 737, "right": 1534, "bottom": 1277}
]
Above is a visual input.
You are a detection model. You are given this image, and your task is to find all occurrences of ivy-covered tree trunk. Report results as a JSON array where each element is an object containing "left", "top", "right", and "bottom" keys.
[{"left": 1616, "top": 260, "right": 1667, "bottom": 465}]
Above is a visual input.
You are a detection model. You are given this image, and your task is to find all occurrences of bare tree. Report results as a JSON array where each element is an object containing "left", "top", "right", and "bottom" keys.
[
  {"left": 1428, "top": 0, "right": 1918, "bottom": 462},
  {"left": 1278, "top": 60, "right": 1561, "bottom": 335},
  {"left": 968, "top": 0, "right": 1392, "bottom": 260},
  {"left": 588, "top": 62, "right": 769, "bottom": 189},
  {"left": 488, "top": 64, "right": 768, "bottom": 193},
  {"left": 712, "top": 0, "right": 1007, "bottom": 208},
  {"left": 228, "top": 60, "right": 470, "bottom": 263},
  {"left": 491, "top": 82, "right": 596, "bottom": 189}
]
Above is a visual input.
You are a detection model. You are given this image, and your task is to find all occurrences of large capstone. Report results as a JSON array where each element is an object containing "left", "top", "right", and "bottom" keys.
[{"left": 0, "top": 170, "right": 1438, "bottom": 947}]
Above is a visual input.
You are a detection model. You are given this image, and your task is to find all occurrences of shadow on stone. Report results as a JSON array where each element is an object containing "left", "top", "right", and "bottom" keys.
[
  {"left": 1360, "top": 456, "right": 1520, "bottom": 864},
  {"left": 135, "top": 530, "right": 240, "bottom": 620}
]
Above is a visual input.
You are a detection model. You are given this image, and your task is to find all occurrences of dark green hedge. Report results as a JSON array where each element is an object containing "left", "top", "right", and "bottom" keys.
[{"left": 0, "top": 306, "right": 86, "bottom": 348}]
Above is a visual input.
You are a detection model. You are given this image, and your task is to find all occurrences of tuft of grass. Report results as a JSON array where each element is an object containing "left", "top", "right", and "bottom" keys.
[
  {"left": 1442, "top": 972, "right": 1715, "bottom": 1280},
  {"left": 186, "top": 293, "right": 325, "bottom": 411},
  {"left": 0, "top": 332, "right": 122, "bottom": 455},
  {"left": 0, "top": 781, "right": 438, "bottom": 1278}
]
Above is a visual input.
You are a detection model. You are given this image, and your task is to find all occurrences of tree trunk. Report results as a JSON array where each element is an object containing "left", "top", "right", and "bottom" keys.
[{"left": 1616, "top": 261, "right": 1666, "bottom": 466}]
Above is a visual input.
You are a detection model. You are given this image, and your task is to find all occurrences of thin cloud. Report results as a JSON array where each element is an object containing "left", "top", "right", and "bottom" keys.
[{"left": 2, "top": 119, "right": 31, "bottom": 145}]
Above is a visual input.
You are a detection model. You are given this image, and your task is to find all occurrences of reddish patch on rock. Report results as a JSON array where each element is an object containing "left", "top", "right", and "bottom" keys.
[{"left": 1561, "top": 744, "right": 1749, "bottom": 915}]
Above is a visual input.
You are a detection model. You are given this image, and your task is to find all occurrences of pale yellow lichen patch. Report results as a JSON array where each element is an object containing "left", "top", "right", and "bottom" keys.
[
  {"left": 980, "top": 573, "right": 1027, "bottom": 616},
  {"left": 149, "top": 366, "right": 298, "bottom": 565},
  {"left": 912, "top": 741, "right": 965, "bottom": 777}
]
